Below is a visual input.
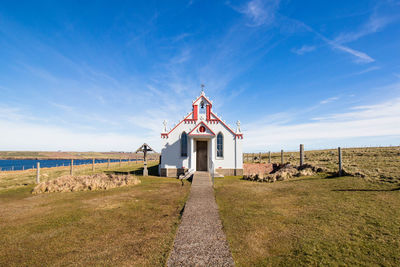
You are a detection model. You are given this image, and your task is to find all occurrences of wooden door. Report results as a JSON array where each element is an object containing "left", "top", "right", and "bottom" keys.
[{"left": 196, "top": 141, "right": 208, "bottom": 171}]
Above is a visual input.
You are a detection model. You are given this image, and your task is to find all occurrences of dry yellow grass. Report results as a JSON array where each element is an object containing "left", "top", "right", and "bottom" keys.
[
  {"left": 0, "top": 163, "right": 190, "bottom": 266},
  {"left": 0, "top": 161, "right": 146, "bottom": 191},
  {"left": 32, "top": 173, "right": 141, "bottom": 194},
  {"left": 215, "top": 175, "right": 400, "bottom": 266},
  {"left": 245, "top": 146, "right": 400, "bottom": 183}
]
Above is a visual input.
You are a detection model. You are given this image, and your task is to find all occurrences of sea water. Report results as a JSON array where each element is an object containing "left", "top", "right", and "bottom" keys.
[{"left": 0, "top": 159, "right": 133, "bottom": 171}]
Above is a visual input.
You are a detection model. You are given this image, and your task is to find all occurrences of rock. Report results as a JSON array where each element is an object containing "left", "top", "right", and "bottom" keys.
[
  {"left": 298, "top": 168, "right": 314, "bottom": 177},
  {"left": 354, "top": 172, "right": 366, "bottom": 178},
  {"left": 243, "top": 162, "right": 324, "bottom": 183}
]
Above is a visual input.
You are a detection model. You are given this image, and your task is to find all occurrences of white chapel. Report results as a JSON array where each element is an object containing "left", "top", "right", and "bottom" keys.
[{"left": 160, "top": 91, "right": 243, "bottom": 177}]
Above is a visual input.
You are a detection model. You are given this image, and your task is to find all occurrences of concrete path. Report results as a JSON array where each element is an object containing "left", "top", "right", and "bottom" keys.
[{"left": 167, "top": 171, "right": 234, "bottom": 267}]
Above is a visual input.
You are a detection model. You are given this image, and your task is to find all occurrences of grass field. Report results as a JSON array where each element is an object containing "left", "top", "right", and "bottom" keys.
[
  {"left": 215, "top": 175, "right": 400, "bottom": 266},
  {"left": 0, "top": 160, "right": 159, "bottom": 191},
  {"left": 245, "top": 146, "right": 400, "bottom": 184},
  {"left": 2, "top": 147, "right": 399, "bottom": 266},
  {"left": 0, "top": 163, "right": 190, "bottom": 266}
]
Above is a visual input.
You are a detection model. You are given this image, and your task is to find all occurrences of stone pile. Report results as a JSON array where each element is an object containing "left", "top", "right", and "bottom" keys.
[
  {"left": 243, "top": 163, "right": 324, "bottom": 183},
  {"left": 32, "top": 173, "right": 141, "bottom": 194}
]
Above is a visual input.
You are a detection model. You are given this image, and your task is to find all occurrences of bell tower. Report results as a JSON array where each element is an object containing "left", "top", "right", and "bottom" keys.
[{"left": 192, "top": 85, "right": 212, "bottom": 121}]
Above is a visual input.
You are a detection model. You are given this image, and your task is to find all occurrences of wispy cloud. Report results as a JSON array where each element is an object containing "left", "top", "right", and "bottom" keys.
[
  {"left": 299, "top": 23, "right": 376, "bottom": 63},
  {"left": 232, "top": 1, "right": 388, "bottom": 63},
  {"left": 171, "top": 33, "right": 192, "bottom": 43},
  {"left": 283, "top": 9, "right": 396, "bottom": 63},
  {"left": 233, "top": 3, "right": 376, "bottom": 63},
  {"left": 291, "top": 45, "right": 315, "bottom": 55},
  {"left": 334, "top": 14, "right": 394, "bottom": 44},
  {"left": 234, "top": 0, "right": 280, "bottom": 27},
  {"left": 320, "top": 96, "right": 339, "bottom": 104},
  {"left": 50, "top": 102, "right": 75, "bottom": 112},
  {"left": 1, "top": 0, "right": 399, "bottom": 153},
  {"left": 314, "top": 97, "right": 400, "bottom": 121},
  {"left": 19, "top": 63, "right": 60, "bottom": 83},
  {"left": 0, "top": 106, "right": 25, "bottom": 121},
  {"left": 244, "top": 96, "right": 400, "bottom": 151},
  {"left": 328, "top": 11, "right": 397, "bottom": 63},
  {"left": 0, "top": 119, "right": 144, "bottom": 151},
  {"left": 0, "top": 105, "right": 43, "bottom": 122},
  {"left": 331, "top": 43, "right": 375, "bottom": 63},
  {"left": 169, "top": 48, "right": 192, "bottom": 64},
  {"left": 349, "top": 66, "right": 381, "bottom": 76}
]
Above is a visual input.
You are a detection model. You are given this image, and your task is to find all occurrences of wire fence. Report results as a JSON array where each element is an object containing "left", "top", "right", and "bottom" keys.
[
  {"left": 244, "top": 146, "right": 400, "bottom": 183},
  {"left": 0, "top": 154, "right": 160, "bottom": 172},
  {"left": 0, "top": 157, "right": 160, "bottom": 190}
]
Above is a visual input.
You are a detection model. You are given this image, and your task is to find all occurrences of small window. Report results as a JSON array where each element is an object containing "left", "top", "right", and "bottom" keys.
[
  {"left": 181, "top": 132, "right": 188, "bottom": 157},
  {"left": 217, "top": 133, "right": 223, "bottom": 158}
]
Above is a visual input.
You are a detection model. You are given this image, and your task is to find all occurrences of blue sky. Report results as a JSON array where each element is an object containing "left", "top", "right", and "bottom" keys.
[{"left": 0, "top": 0, "right": 400, "bottom": 152}]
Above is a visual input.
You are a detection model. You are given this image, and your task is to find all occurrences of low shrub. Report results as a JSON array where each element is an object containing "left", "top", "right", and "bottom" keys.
[{"left": 32, "top": 173, "right": 141, "bottom": 194}]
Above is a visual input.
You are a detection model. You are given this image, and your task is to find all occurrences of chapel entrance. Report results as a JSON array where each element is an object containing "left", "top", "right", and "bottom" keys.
[{"left": 196, "top": 141, "right": 208, "bottom": 171}]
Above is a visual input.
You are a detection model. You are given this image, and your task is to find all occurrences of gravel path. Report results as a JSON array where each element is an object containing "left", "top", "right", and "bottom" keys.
[{"left": 167, "top": 171, "right": 234, "bottom": 267}]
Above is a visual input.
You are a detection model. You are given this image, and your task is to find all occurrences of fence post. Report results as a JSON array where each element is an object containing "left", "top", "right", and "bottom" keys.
[
  {"left": 252, "top": 153, "right": 254, "bottom": 163},
  {"left": 300, "top": 144, "right": 304, "bottom": 166},
  {"left": 268, "top": 151, "right": 271, "bottom": 163},
  {"left": 119, "top": 158, "right": 121, "bottom": 166},
  {"left": 70, "top": 159, "right": 74, "bottom": 175},
  {"left": 338, "top": 147, "right": 342, "bottom": 176},
  {"left": 22, "top": 166, "right": 25, "bottom": 171},
  {"left": 259, "top": 152, "right": 261, "bottom": 163},
  {"left": 108, "top": 158, "right": 110, "bottom": 169},
  {"left": 36, "top": 162, "right": 40, "bottom": 184},
  {"left": 92, "top": 158, "right": 95, "bottom": 172},
  {"left": 281, "top": 149, "right": 284, "bottom": 165}
]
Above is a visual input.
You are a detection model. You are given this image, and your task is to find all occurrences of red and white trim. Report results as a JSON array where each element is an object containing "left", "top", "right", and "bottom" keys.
[
  {"left": 210, "top": 111, "right": 243, "bottom": 139},
  {"left": 161, "top": 112, "right": 193, "bottom": 139},
  {"left": 188, "top": 121, "right": 216, "bottom": 136},
  {"left": 192, "top": 94, "right": 212, "bottom": 107},
  {"left": 160, "top": 93, "right": 243, "bottom": 139}
]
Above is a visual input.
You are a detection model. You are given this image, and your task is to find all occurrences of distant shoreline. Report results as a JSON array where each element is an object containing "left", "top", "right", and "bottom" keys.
[
  {"left": 0, "top": 151, "right": 160, "bottom": 160},
  {"left": 0, "top": 157, "right": 136, "bottom": 160}
]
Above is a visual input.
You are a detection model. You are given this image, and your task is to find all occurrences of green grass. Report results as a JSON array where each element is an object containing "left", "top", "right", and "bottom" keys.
[
  {"left": 0, "top": 164, "right": 190, "bottom": 266},
  {"left": 215, "top": 175, "right": 400, "bottom": 266}
]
